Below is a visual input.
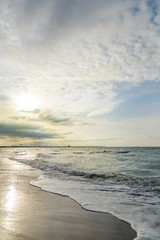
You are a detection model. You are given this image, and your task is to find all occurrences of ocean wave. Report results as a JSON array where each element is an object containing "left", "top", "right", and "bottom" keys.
[
  {"left": 114, "top": 151, "right": 131, "bottom": 154},
  {"left": 89, "top": 150, "right": 131, "bottom": 154},
  {"left": 36, "top": 153, "right": 52, "bottom": 158},
  {"left": 73, "top": 152, "right": 85, "bottom": 154},
  {"left": 9, "top": 154, "right": 159, "bottom": 191},
  {"left": 60, "top": 170, "right": 159, "bottom": 189},
  {"left": 50, "top": 152, "right": 62, "bottom": 154},
  {"left": 89, "top": 150, "right": 111, "bottom": 154}
]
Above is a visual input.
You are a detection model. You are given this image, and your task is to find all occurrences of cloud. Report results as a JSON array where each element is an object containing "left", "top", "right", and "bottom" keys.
[
  {"left": 0, "top": 123, "right": 59, "bottom": 139},
  {"left": 1, "top": 1, "right": 160, "bottom": 83},
  {"left": 0, "top": 0, "right": 160, "bottom": 146},
  {"left": 0, "top": 95, "right": 10, "bottom": 108},
  {"left": 11, "top": 109, "right": 71, "bottom": 125},
  {"left": 6, "top": 0, "right": 123, "bottom": 44},
  {"left": 37, "top": 110, "right": 71, "bottom": 124}
]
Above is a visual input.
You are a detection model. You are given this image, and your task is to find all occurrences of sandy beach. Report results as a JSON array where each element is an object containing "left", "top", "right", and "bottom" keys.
[{"left": 0, "top": 157, "right": 137, "bottom": 240}]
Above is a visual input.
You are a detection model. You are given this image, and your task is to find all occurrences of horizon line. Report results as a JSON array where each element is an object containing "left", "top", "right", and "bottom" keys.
[{"left": 0, "top": 145, "right": 159, "bottom": 148}]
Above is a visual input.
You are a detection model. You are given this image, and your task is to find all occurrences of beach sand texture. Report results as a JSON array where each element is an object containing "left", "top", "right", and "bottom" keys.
[{"left": 0, "top": 158, "right": 137, "bottom": 240}]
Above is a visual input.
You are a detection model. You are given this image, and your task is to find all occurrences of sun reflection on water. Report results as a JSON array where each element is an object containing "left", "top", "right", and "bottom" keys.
[{"left": 5, "top": 185, "right": 17, "bottom": 212}]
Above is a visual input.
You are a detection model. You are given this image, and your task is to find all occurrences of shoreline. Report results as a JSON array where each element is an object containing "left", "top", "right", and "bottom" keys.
[
  {"left": 31, "top": 183, "right": 134, "bottom": 228},
  {"left": 0, "top": 158, "right": 137, "bottom": 240}
]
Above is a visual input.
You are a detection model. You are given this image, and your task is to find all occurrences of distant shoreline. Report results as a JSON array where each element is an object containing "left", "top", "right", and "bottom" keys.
[{"left": 0, "top": 145, "right": 159, "bottom": 148}]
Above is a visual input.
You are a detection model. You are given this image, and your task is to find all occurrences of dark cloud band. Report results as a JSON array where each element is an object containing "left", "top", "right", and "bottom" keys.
[{"left": 0, "top": 123, "right": 59, "bottom": 139}]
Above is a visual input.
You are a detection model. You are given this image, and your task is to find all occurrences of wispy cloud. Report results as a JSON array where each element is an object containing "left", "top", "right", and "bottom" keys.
[
  {"left": 11, "top": 109, "right": 71, "bottom": 125},
  {"left": 35, "top": 109, "right": 71, "bottom": 124}
]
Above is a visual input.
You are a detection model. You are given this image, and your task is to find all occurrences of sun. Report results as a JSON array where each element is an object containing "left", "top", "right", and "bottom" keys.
[{"left": 15, "top": 94, "right": 40, "bottom": 111}]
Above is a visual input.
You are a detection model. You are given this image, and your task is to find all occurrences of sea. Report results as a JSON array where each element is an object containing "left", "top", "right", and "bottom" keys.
[{"left": 1, "top": 146, "right": 160, "bottom": 240}]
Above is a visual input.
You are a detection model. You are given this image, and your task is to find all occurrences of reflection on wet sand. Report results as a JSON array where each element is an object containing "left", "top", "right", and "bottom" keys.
[
  {"left": 5, "top": 185, "right": 17, "bottom": 213},
  {"left": 2, "top": 181, "right": 19, "bottom": 235}
]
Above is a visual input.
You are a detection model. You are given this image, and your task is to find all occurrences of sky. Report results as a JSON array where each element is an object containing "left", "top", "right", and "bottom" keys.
[{"left": 0, "top": 0, "right": 160, "bottom": 146}]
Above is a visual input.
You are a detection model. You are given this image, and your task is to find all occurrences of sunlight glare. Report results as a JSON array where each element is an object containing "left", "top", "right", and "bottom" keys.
[
  {"left": 5, "top": 185, "right": 17, "bottom": 212},
  {"left": 16, "top": 94, "right": 40, "bottom": 111}
]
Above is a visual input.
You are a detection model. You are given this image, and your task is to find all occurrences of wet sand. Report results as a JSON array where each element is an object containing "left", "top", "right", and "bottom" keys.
[{"left": 0, "top": 158, "right": 137, "bottom": 240}]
